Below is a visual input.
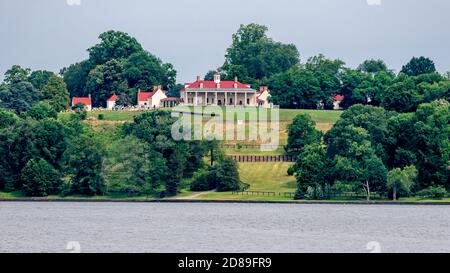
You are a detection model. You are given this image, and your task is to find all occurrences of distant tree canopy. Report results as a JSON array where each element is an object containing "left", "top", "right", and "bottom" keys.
[
  {"left": 29, "top": 70, "right": 54, "bottom": 91},
  {"left": 62, "top": 30, "right": 176, "bottom": 107},
  {"left": 4, "top": 65, "right": 31, "bottom": 84},
  {"left": 0, "top": 66, "right": 66, "bottom": 113},
  {"left": 401, "top": 56, "right": 436, "bottom": 76},
  {"left": 357, "top": 59, "right": 390, "bottom": 74},
  {"left": 221, "top": 23, "right": 300, "bottom": 85},
  {"left": 87, "top": 30, "right": 143, "bottom": 65},
  {"left": 268, "top": 55, "right": 346, "bottom": 109}
]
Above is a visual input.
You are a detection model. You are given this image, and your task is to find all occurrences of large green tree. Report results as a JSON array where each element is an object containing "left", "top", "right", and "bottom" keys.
[
  {"left": 401, "top": 56, "right": 436, "bottom": 76},
  {"left": 28, "top": 70, "right": 54, "bottom": 91},
  {"left": 293, "top": 143, "right": 328, "bottom": 198},
  {"left": 41, "top": 75, "right": 71, "bottom": 112},
  {"left": 88, "top": 30, "right": 143, "bottom": 65},
  {"left": 285, "top": 113, "right": 323, "bottom": 156},
  {"left": 63, "top": 136, "right": 106, "bottom": 196},
  {"left": 268, "top": 66, "right": 322, "bottom": 108},
  {"left": 305, "top": 55, "right": 345, "bottom": 109},
  {"left": 386, "top": 101, "right": 449, "bottom": 189},
  {"left": 123, "top": 51, "right": 176, "bottom": 91},
  {"left": 4, "top": 65, "right": 31, "bottom": 84},
  {"left": 62, "top": 60, "right": 95, "bottom": 98},
  {"left": 357, "top": 59, "right": 390, "bottom": 74},
  {"left": 382, "top": 72, "right": 448, "bottom": 112},
  {"left": 123, "top": 111, "right": 206, "bottom": 195},
  {"left": 222, "top": 24, "right": 300, "bottom": 82},
  {"left": 62, "top": 30, "right": 177, "bottom": 107},
  {"left": 21, "top": 158, "right": 61, "bottom": 197},
  {"left": 327, "top": 105, "right": 393, "bottom": 163},
  {"left": 0, "top": 81, "right": 39, "bottom": 113},
  {"left": 26, "top": 101, "right": 58, "bottom": 120},
  {"left": 85, "top": 59, "right": 126, "bottom": 107},
  {"left": 386, "top": 165, "right": 417, "bottom": 200},
  {"left": 327, "top": 127, "right": 387, "bottom": 201},
  {"left": 106, "top": 136, "right": 152, "bottom": 195}
]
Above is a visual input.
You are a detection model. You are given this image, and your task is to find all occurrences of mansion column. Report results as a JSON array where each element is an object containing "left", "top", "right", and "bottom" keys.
[
  {"left": 215, "top": 92, "right": 218, "bottom": 106},
  {"left": 234, "top": 92, "right": 237, "bottom": 106},
  {"left": 244, "top": 92, "right": 248, "bottom": 106},
  {"left": 195, "top": 92, "right": 198, "bottom": 106},
  {"left": 225, "top": 92, "right": 228, "bottom": 106},
  {"left": 205, "top": 92, "right": 208, "bottom": 106}
]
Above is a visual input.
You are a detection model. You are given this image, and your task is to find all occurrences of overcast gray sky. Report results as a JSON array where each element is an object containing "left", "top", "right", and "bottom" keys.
[{"left": 1, "top": 0, "right": 449, "bottom": 83}]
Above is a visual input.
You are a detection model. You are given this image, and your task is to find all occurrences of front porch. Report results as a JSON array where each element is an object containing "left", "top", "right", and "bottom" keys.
[{"left": 182, "top": 91, "right": 257, "bottom": 106}]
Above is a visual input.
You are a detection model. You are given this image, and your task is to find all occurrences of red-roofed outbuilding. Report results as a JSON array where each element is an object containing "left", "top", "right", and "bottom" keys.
[
  {"left": 107, "top": 94, "right": 118, "bottom": 109},
  {"left": 72, "top": 94, "right": 92, "bottom": 111}
]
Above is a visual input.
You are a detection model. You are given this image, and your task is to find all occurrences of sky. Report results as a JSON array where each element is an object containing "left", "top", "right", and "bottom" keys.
[{"left": 0, "top": 0, "right": 449, "bottom": 83}]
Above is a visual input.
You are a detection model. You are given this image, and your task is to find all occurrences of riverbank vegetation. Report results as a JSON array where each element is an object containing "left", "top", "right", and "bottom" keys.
[
  {"left": 0, "top": 108, "right": 244, "bottom": 198},
  {"left": 289, "top": 102, "right": 449, "bottom": 201}
]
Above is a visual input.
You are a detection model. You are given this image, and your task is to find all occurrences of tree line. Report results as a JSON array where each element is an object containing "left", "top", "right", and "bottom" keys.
[
  {"left": 0, "top": 107, "right": 242, "bottom": 197},
  {"left": 206, "top": 24, "right": 449, "bottom": 112},
  {"left": 1, "top": 25, "right": 448, "bottom": 113},
  {"left": 287, "top": 101, "right": 449, "bottom": 200}
]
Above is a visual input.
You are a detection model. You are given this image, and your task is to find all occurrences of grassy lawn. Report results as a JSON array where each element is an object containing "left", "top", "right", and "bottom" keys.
[
  {"left": 59, "top": 108, "right": 340, "bottom": 153},
  {"left": 59, "top": 109, "right": 172, "bottom": 122},
  {"left": 398, "top": 197, "right": 450, "bottom": 203},
  {"left": 225, "top": 147, "right": 286, "bottom": 156},
  {"left": 60, "top": 108, "right": 342, "bottom": 124},
  {"left": 238, "top": 162, "right": 296, "bottom": 192}
]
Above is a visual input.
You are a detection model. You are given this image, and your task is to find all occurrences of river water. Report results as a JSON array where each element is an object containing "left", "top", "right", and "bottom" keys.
[{"left": 1, "top": 202, "right": 449, "bottom": 253}]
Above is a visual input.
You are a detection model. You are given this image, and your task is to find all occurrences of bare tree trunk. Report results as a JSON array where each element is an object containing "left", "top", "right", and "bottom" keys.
[
  {"left": 393, "top": 186, "right": 397, "bottom": 201},
  {"left": 366, "top": 181, "right": 371, "bottom": 201}
]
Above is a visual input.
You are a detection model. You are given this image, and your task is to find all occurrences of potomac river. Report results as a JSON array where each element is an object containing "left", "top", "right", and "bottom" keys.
[{"left": 1, "top": 202, "right": 450, "bottom": 253}]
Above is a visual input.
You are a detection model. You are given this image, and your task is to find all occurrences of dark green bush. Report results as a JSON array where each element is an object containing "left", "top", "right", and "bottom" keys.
[
  {"left": 190, "top": 169, "right": 216, "bottom": 191},
  {"left": 416, "top": 185, "right": 448, "bottom": 199},
  {"left": 287, "top": 166, "right": 295, "bottom": 176}
]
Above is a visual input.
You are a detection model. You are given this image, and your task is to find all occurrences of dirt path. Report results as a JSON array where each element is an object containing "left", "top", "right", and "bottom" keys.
[{"left": 176, "top": 190, "right": 216, "bottom": 200}]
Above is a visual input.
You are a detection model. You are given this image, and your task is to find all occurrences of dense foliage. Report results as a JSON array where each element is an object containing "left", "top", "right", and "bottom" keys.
[
  {"left": 290, "top": 102, "right": 449, "bottom": 200},
  {"left": 122, "top": 110, "right": 207, "bottom": 196},
  {"left": 221, "top": 23, "right": 300, "bottom": 86},
  {"left": 62, "top": 30, "right": 176, "bottom": 107}
]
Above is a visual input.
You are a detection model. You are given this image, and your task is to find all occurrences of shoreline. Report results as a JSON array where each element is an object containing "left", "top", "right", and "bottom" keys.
[{"left": 1, "top": 198, "right": 450, "bottom": 205}]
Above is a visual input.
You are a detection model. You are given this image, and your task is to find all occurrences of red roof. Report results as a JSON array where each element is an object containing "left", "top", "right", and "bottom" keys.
[
  {"left": 107, "top": 94, "right": 118, "bottom": 101},
  {"left": 137, "top": 89, "right": 156, "bottom": 102},
  {"left": 72, "top": 97, "right": 91, "bottom": 106},
  {"left": 185, "top": 80, "right": 252, "bottom": 89},
  {"left": 333, "top": 95, "right": 345, "bottom": 102}
]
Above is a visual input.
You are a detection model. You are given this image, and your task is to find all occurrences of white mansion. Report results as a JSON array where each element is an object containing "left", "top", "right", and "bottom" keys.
[
  {"left": 71, "top": 73, "right": 272, "bottom": 111},
  {"left": 180, "top": 73, "right": 272, "bottom": 108}
]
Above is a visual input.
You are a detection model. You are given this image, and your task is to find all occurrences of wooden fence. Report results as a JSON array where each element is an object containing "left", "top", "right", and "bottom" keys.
[
  {"left": 230, "top": 155, "right": 295, "bottom": 162},
  {"left": 231, "top": 190, "right": 386, "bottom": 200}
]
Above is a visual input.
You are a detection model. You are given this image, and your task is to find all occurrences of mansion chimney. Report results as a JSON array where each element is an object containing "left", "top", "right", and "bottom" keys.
[{"left": 214, "top": 72, "right": 221, "bottom": 84}]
